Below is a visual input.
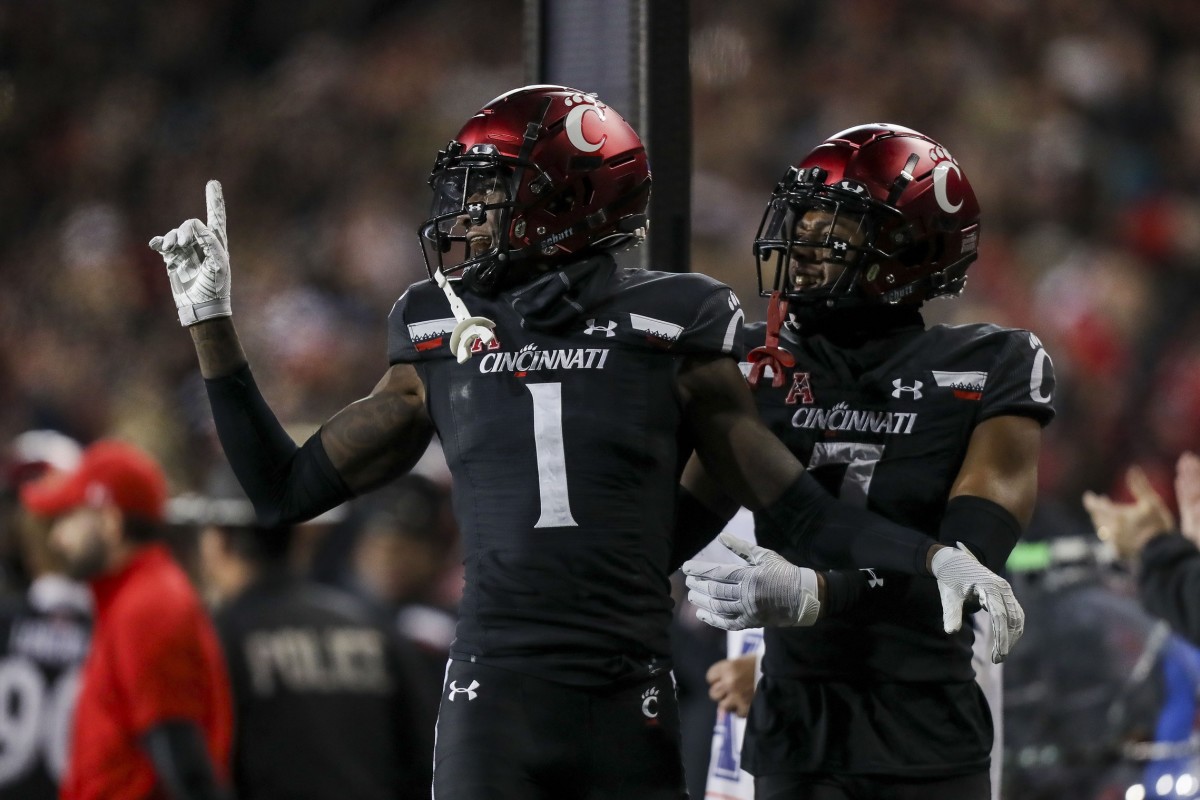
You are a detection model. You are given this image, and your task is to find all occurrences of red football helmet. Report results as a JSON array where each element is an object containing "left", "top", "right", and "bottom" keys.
[
  {"left": 754, "top": 123, "right": 980, "bottom": 314},
  {"left": 420, "top": 85, "right": 651, "bottom": 294}
]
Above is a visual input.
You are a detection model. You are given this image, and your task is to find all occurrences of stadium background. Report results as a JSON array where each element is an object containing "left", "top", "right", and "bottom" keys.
[{"left": 4, "top": 1, "right": 1200, "bottom": 797}]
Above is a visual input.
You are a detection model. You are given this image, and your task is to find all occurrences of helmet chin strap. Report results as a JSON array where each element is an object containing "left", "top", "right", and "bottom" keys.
[
  {"left": 432, "top": 268, "right": 497, "bottom": 364},
  {"left": 746, "top": 291, "right": 795, "bottom": 389}
]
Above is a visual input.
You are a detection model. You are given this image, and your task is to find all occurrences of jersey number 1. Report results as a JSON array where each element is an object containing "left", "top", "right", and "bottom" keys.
[{"left": 526, "top": 383, "right": 579, "bottom": 528}]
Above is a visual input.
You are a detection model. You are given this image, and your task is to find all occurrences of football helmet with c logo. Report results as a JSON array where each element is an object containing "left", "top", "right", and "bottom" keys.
[
  {"left": 420, "top": 85, "right": 651, "bottom": 295},
  {"left": 754, "top": 123, "right": 981, "bottom": 315}
]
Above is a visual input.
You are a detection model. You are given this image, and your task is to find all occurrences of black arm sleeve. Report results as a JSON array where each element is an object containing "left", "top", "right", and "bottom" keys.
[
  {"left": 1138, "top": 534, "right": 1200, "bottom": 646},
  {"left": 141, "top": 720, "right": 229, "bottom": 800},
  {"left": 819, "top": 498, "right": 1017, "bottom": 618},
  {"left": 760, "top": 475, "right": 936, "bottom": 575},
  {"left": 204, "top": 365, "right": 353, "bottom": 526},
  {"left": 669, "top": 488, "right": 734, "bottom": 573},
  {"left": 939, "top": 494, "right": 1023, "bottom": 572},
  {"left": 821, "top": 569, "right": 872, "bottom": 616}
]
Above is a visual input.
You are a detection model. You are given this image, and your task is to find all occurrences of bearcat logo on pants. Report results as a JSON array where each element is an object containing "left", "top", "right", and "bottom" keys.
[
  {"left": 641, "top": 686, "right": 659, "bottom": 719},
  {"left": 478, "top": 343, "right": 611, "bottom": 373}
]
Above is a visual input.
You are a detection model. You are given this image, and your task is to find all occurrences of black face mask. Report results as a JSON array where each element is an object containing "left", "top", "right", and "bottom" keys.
[{"left": 421, "top": 162, "right": 517, "bottom": 295}]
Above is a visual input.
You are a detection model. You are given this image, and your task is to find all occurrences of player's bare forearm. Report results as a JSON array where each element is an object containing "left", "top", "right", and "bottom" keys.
[
  {"left": 680, "top": 455, "right": 739, "bottom": 520},
  {"left": 949, "top": 415, "right": 1042, "bottom": 526},
  {"left": 188, "top": 318, "right": 248, "bottom": 379},
  {"left": 320, "top": 363, "right": 435, "bottom": 494},
  {"left": 677, "top": 355, "right": 804, "bottom": 509}
]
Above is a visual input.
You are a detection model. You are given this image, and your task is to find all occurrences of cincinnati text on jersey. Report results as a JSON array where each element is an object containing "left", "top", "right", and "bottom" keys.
[
  {"left": 791, "top": 401, "right": 918, "bottom": 435},
  {"left": 478, "top": 345, "right": 611, "bottom": 374}
]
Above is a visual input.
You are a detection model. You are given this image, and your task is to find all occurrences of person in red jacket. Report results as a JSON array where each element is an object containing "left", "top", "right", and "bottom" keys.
[{"left": 20, "top": 439, "right": 233, "bottom": 800}]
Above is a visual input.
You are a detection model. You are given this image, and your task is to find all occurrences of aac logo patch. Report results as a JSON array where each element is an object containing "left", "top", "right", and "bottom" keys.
[{"left": 786, "top": 372, "right": 814, "bottom": 405}]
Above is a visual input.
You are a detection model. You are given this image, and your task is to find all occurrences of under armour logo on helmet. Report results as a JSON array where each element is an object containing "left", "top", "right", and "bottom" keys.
[
  {"left": 448, "top": 680, "right": 480, "bottom": 701},
  {"left": 830, "top": 239, "right": 850, "bottom": 261},
  {"left": 891, "top": 379, "right": 923, "bottom": 399},
  {"left": 584, "top": 319, "right": 617, "bottom": 337}
]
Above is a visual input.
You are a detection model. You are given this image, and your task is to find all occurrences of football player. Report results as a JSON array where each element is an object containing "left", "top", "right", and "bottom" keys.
[
  {"left": 681, "top": 124, "right": 1056, "bottom": 799},
  {"left": 0, "top": 432, "right": 91, "bottom": 800},
  {"left": 149, "top": 89, "right": 1023, "bottom": 800}
]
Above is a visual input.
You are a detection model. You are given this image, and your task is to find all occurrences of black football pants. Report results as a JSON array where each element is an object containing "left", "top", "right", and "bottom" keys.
[
  {"left": 755, "top": 770, "right": 992, "bottom": 800},
  {"left": 432, "top": 660, "right": 688, "bottom": 800}
]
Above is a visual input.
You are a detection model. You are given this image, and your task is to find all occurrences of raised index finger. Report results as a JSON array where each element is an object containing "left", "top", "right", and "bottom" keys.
[{"left": 206, "top": 180, "right": 227, "bottom": 249}]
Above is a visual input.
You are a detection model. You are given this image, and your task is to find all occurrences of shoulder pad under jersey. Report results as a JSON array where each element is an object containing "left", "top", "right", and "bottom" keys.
[
  {"left": 599, "top": 269, "right": 745, "bottom": 356},
  {"left": 928, "top": 323, "right": 1057, "bottom": 426},
  {"left": 387, "top": 280, "right": 459, "bottom": 364}
]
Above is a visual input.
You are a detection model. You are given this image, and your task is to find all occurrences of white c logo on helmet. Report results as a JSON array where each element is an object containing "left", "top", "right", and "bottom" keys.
[
  {"left": 932, "top": 161, "right": 964, "bottom": 214},
  {"left": 565, "top": 102, "right": 607, "bottom": 153}
]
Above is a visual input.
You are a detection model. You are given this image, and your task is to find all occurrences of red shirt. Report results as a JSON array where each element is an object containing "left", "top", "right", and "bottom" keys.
[{"left": 63, "top": 544, "right": 233, "bottom": 800}]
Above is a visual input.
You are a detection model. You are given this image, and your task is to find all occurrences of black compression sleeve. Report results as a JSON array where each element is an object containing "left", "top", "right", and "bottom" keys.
[
  {"left": 760, "top": 475, "right": 936, "bottom": 575},
  {"left": 938, "top": 495, "right": 1022, "bottom": 572},
  {"left": 821, "top": 569, "right": 870, "bottom": 617},
  {"left": 205, "top": 364, "right": 353, "bottom": 525},
  {"left": 142, "top": 721, "right": 229, "bottom": 800},
  {"left": 669, "top": 488, "right": 734, "bottom": 572}
]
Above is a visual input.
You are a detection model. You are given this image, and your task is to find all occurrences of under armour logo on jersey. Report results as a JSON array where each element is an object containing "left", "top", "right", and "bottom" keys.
[
  {"left": 861, "top": 568, "right": 884, "bottom": 589},
  {"left": 584, "top": 318, "right": 617, "bottom": 337},
  {"left": 891, "top": 379, "right": 923, "bottom": 399},
  {"left": 448, "top": 679, "right": 479, "bottom": 701},
  {"left": 641, "top": 686, "right": 660, "bottom": 719}
]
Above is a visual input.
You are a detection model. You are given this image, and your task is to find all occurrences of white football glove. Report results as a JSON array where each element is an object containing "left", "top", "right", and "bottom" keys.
[
  {"left": 681, "top": 532, "right": 820, "bottom": 631},
  {"left": 148, "top": 180, "right": 231, "bottom": 326},
  {"left": 931, "top": 542, "right": 1024, "bottom": 663}
]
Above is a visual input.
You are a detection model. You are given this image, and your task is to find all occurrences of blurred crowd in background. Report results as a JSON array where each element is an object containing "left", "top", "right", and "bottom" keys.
[{"left": 4, "top": 0, "right": 1200, "bottom": 797}]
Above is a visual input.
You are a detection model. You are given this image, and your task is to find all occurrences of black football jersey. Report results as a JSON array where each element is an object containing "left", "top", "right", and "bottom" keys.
[
  {"left": 744, "top": 319, "right": 1056, "bottom": 684},
  {"left": 388, "top": 258, "right": 744, "bottom": 685},
  {"left": 0, "top": 577, "right": 91, "bottom": 799}
]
